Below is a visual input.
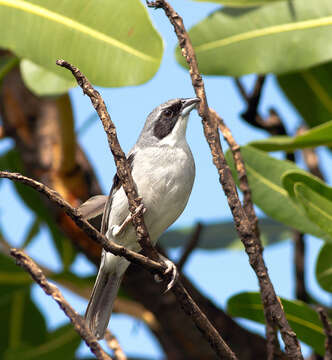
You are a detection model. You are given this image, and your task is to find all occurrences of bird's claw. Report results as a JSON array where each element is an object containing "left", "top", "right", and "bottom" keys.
[
  {"left": 133, "top": 203, "right": 146, "bottom": 218},
  {"left": 154, "top": 255, "right": 179, "bottom": 293},
  {"left": 112, "top": 204, "right": 146, "bottom": 237}
]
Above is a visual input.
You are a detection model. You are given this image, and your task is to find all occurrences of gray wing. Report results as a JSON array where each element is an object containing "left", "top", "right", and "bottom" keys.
[
  {"left": 100, "top": 151, "right": 136, "bottom": 235},
  {"left": 77, "top": 151, "right": 136, "bottom": 234}
]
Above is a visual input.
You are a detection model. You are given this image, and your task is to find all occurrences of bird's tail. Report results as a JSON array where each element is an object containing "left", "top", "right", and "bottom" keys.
[{"left": 85, "top": 255, "right": 127, "bottom": 339}]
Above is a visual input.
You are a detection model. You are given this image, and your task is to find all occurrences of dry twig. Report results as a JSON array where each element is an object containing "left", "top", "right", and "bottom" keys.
[
  {"left": 56, "top": 59, "right": 158, "bottom": 260},
  {"left": 105, "top": 330, "right": 127, "bottom": 360},
  {"left": 147, "top": 1, "right": 303, "bottom": 359},
  {"left": 10, "top": 248, "right": 112, "bottom": 360},
  {"left": 317, "top": 307, "right": 332, "bottom": 360},
  {"left": 177, "top": 222, "right": 203, "bottom": 271},
  {"left": 0, "top": 171, "right": 162, "bottom": 272}
]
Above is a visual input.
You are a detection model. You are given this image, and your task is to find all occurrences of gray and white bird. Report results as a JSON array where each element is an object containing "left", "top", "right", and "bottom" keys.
[{"left": 79, "top": 97, "right": 199, "bottom": 339}]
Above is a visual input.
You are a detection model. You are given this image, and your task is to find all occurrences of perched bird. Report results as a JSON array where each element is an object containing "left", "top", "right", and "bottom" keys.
[{"left": 79, "top": 97, "right": 200, "bottom": 339}]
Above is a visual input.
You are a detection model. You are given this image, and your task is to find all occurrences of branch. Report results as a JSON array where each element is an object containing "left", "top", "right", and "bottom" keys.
[
  {"left": 0, "top": 171, "right": 162, "bottom": 273},
  {"left": 317, "top": 307, "right": 332, "bottom": 360},
  {"left": 10, "top": 248, "right": 112, "bottom": 360},
  {"left": 177, "top": 222, "right": 203, "bottom": 271},
  {"left": 235, "top": 77, "right": 289, "bottom": 137},
  {"left": 105, "top": 330, "right": 127, "bottom": 360},
  {"left": 56, "top": 59, "right": 158, "bottom": 261},
  {"left": 147, "top": 1, "right": 303, "bottom": 359},
  {"left": 212, "top": 110, "right": 260, "bottom": 239},
  {"left": 293, "top": 231, "right": 309, "bottom": 302}
]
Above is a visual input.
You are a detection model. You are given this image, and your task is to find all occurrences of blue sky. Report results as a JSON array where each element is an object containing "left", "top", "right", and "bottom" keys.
[{"left": 1, "top": 0, "right": 331, "bottom": 358}]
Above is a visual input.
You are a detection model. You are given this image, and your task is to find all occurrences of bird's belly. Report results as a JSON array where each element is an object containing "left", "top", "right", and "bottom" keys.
[{"left": 108, "top": 145, "right": 195, "bottom": 251}]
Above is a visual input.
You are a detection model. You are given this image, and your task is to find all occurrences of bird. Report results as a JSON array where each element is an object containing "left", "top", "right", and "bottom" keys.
[{"left": 78, "top": 97, "right": 200, "bottom": 339}]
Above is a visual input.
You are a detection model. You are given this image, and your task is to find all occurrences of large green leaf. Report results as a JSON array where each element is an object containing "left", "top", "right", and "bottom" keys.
[
  {"left": 225, "top": 146, "right": 327, "bottom": 239},
  {"left": 0, "top": 0, "right": 163, "bottom": 92},
  {"left": 4, "top": 323, "right": 80, "bottom": 360},
  {"left": 227, "top": 292, "right": 325, "bottom": 355},
  {"left": 316, "top": 243, "right": 332, "bottom": 293},
  {"left": 0, "top": 289, "right": 47, "bottom": 359},
  {"left": 282, "top": 170, "right": 332, "bottom": 239},
  {"left": 294, "top": 183, "right": 332, "bottom": 239},
  {"left": 20, "top": 60, "right": 76, "bottom": 96},
  {"left": 194, "top": 0, "right": 285, "bottom": 6},
  {"left": 159, "top": 218, "right": 291, "bottom": 250},
  {"left": 282, "top": 169, "right": 332, "bottom": 200},
  {"left": 176, "top": 0, "right": 332, "bottom": 76},
  {"left": 249, "top": 120, "right": 332, "bottom": 151},
  {"left": 278, "top": 62, "right": 332, "bottom": 127}
]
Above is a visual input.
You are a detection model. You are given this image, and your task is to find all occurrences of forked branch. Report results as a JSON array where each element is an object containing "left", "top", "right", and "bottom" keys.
[
  {"left": 10, "top": 248, "right": 112, "bottom": 360},
  {"left": 146, "top": 1, "right": 303, "bottom": 359}
]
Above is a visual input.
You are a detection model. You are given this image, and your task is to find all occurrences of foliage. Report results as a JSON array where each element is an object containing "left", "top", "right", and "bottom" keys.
[
  {"left": 0, "top": 0, "right": 163, "bottom": 95},
  {"left": 1, "top": 0, "right": 332, "bottom": 359}
]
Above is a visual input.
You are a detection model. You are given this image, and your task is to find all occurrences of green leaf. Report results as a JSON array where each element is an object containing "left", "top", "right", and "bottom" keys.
[
  {"left": 249, "top": 120, "right": 332, "bottom": 151},
  {"left": 0, "top": 149, "right": 77, "bottom": 269},
  {"left": 21, "top": 218, "right": 41, "bottom": 249},
  {"left": 176, "top": 0, "right": 332, "bottom": 76},
  {"left": 159, "top": 218, "right": 291, "bottom": 250},
  {"left": 4, "top": 323, "right": 80, "bottom": 360},
  {"left": 278, "top": 62, "right": 332, "bottom": 128},
  {"left": 0, "top": 253, "right": 32, "bottom": 295},
  {"left": 0, "top": 0, "right": 163, "bottom": 93},
  {"left": 0, "top": 55, "right": 19, "bottom": 83},
  {"left": 316, "top": 243, "right": 332, "bottom": 293},
  {"left": 227, "top": 292, "right": 325, "bottom": 355},
  {"left": 194, "top": 0, "right": 285, "bottom": 6},
  {"left": 282, "top": 169, "right": 332, "bottom": 239},
  {"left": 0, "top": 289, "right": 47, "bottom": 358},
  {"left": 282, "top": 169, "right": 332, "bottom": 200},
  {"left": 293, "top": 183, "right": 332, "bottom": 239},
  {"left": 225, "top": 146, "right": 327, "bottom": 239},
  {"left": 20, "top": 60, "right": 76, "bottom": 96}
]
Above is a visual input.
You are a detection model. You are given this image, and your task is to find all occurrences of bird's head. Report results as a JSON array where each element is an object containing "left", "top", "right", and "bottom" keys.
[{"left": 137, "top": 97, "right": 200, "bottom": 146}]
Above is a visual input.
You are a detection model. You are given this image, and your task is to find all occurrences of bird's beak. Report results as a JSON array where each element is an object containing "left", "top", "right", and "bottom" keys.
[{"left": 181, "top": 97, "right": 200, "bottom": 117}]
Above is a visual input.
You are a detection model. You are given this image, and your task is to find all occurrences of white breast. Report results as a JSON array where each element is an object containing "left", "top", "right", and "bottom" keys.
[{"left": 108, "top": 143, "right": 195, "bottom": 251}]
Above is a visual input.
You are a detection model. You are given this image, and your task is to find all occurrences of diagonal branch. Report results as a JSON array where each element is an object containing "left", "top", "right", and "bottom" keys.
[
  {"left": 177, "top": 222, "right": 203, "bottom": 271},
  {"left": 0, "top": 171, "right": 162, "bottom": 272},
  {"left": 56, "top": 59, "right": 158, "bottom": 261},
  {"left": 105, "top": 330, "right": 127, "bottom": 360},
  {"left": 146, "top": 1, "right": 303, "bottom": 359},
  {"left": 10, "top": 248, "right": 112, "bottom": 360},
  {"left": 317, "top": 307, "right": 332, "bottom": 360}
]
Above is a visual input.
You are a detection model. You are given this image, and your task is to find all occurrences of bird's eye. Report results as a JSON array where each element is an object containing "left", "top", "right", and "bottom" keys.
[{"left": 164, "top": 109, "right": 173, "bottom": 118}]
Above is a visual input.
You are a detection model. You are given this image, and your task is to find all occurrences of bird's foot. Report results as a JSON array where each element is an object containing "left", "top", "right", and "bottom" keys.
[
  {"left": 154, "top": 254, "right": 179, "bottom": 293},
  {"left": 112, "top": 204, "right": 146, "bottom": 237}
]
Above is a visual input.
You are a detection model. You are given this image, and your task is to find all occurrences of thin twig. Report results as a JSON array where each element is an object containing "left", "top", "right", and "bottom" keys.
[
  {"left": 293, "top": 231, "right": 309, "bottom": 302},
  {"left": 177, "top": 222, "right": 203, "bottom": 271},
  {"left": 56, "top": 59, "right": 158, "bottom": 261},
  {"left": 297, "top": 126, "right": 325, "bottom": 181},
  {"left": 317, "top": 307, "right": 332, "bottom": 360},
  {"left": 147, "top": 1, "right": 303, "bottom": 359},
  {"left": 0, "top": 126, "right": 5, "bottom": 139},
  {"left": 55, "top": 60, "right": 237, "bottom": 360},
  {"left": 10, "top": 248, "right": 112, "bottom": 360},
  {"left": 213, "top": 110, "right": 260, "bottom": 239},
  {"left": 235, "top": 77, "right": 288, "bottom": 136},
  {"left": 105, "top": 330, "right": 127, "bottom": 360}
]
